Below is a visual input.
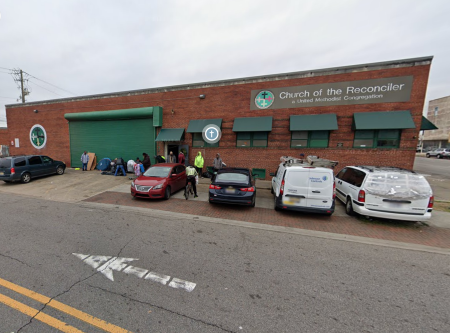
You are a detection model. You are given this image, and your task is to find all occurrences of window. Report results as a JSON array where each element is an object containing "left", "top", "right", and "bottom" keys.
[
  {"left": 13, "top": 158, "right": 26, "bottom": 167},
  {"left": 236, "top": 132, "right": 268, "bottom": 147},
  {"left": 192, "top": 133, "right": 218, "bottom": 148},
  {"left": 353, "top": 130, "right": 400, "bottom": 148},
  {"left": 291, "top": 131, "right": 329, "bottom": 148},
  {"left": 42, "top": 156, "right": 53, "bottom": 163},
  {"left": 176, "top": 165, "right": 185, "bottom": 174},
  {"left": 28, "top": 156, "right": 42, "bottom": 165}
]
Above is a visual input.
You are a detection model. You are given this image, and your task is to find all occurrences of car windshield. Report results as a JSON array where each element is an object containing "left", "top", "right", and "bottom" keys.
[
  {"left": 215, "top": 172, "right": 249, "bottom": 184},
  {"left": 0, "top": 159, "right": 11, "bottom": 168},
  {"left": 143, "top": 167, "right": 171, "bottom": 178}
]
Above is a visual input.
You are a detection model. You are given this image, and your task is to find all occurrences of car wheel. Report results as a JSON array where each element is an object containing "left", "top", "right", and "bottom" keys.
[
  {"left": 251, "top": 196, "right": 256, "bottom": 207},
  {"left": 56, "top": 166, "right": 65, "bottom": 175},
  {"left": 164, "top": 186, "right": 171, "bottom": 200},
  {"left": 437, "top": 154, "right": 442, "bottom": 159},
  {"left": 345, "top": 197, "right": 354, "bottom": 216},
  {"left": 270, "top": 186, "right": 274, "bottom": 194},
  {"left": 21, "top": 173, "right": 31, "bottom": 184},
  {"left": 274, "top": 195, "right": 280, "bottom": 211},
  {"left": 426, "top": 154, "right": 430, "bottom": 158}
]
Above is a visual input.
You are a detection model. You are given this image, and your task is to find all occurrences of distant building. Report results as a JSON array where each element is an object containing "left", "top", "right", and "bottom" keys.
[{"left": 423, "top": 95, "right": 450, "bottom": 148}]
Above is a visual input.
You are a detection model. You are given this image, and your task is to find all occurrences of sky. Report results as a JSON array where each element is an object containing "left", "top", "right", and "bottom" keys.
[{"left": 1, "top": 0, "right": 449, "bottom": 127}]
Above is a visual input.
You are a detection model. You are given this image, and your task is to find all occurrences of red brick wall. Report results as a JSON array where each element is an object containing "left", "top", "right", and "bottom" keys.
[{"left": 4, "top": 64, "right": 430, "bottom": 178}]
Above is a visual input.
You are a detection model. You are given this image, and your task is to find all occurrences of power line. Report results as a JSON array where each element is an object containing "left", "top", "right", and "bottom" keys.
[
  {"left": 28, "top": 79, "right": 66, "bottom": 97},
  {"left": 0, "top": 66, "right": 12, "bottom": 71},
  {"left": 0, "top": 96, "right": 16, "bottom": 100},
  {"left": 23, "top": 71, "right": 77, "bottom": 96}
]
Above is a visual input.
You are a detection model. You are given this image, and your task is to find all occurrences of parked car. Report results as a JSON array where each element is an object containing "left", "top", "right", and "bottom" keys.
[
  {"left": 270, "top": 162, "right": 335, "bottom": 215},
  {"left": 209, "top": 168, "right": 256, "bottom": 207},
  {"left": 335, "top": 166, "right": 433, "bottom": 221},
  {"left": 0, "top": 155, "right": 66, "bottom": 183},
  {"left": 131, "top": 163, "right": 186, "bottom": 199},
  {"left": 426, "top": 148, "right": 450, "bottom": 159}
]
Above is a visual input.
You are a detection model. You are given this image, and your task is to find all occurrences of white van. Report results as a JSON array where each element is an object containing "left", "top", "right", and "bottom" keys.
[
  {"left": 335, "top": 166, "right": 433, "bottom": 221},
  {"left": 271, "top": 161, "right": 335, "bottom": 215}
]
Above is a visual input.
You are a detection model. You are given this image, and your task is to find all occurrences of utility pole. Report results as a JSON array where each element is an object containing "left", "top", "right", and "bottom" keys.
[{"left": 20, "top": 69, "right": 25, "bottom": 103}]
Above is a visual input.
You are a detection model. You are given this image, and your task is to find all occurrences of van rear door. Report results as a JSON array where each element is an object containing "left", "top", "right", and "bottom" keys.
[
  {"left": 306, "top": 169, "right": 334, "bottom": 209},
  {"left": 363, "top": 173, "right": 431, "bottom": 215},
  {"left": 282, "top": 168, "right": 309, "bottom": 208}
]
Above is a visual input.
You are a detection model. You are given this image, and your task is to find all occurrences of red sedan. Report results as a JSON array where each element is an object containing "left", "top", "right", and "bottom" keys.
[{"left": 131, "top": 163, "right": 187, "bottom": 199}]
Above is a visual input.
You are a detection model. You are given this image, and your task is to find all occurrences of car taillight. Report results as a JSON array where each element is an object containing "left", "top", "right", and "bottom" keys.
[
  {"left": 358, "top": 190, "right": 365, "bottom": 202},
  {"left": 11, "top": 168, "right": 15, "bottom": 175},
  {"left": 209, "top": 184, "right": 221, "bottom": 190},
  {"left": 240, "top": 187, "right": 255, "bottom": 192},
  {"left": 428, "top": 195, "right": 434, "bottom": 208},
  {"left": 280, "top": 179, "right": 285, "bottom": 195}
]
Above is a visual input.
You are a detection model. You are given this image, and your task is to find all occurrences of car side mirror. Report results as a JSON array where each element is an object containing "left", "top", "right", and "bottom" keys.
[{"left": 269, "top": 173, "right": 275, "bottom": 176}]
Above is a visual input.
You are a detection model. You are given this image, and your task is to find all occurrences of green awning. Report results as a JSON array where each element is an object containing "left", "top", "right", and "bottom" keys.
[
  {"left": 187, "top": 118, "right": 222, "bottom": 133},
  {"left": 155, "top": 128, "right": 185, "bottom": 141},
  {"left": 64, "top": 107, "right": 163, "bottom": 127},
  {"left": 290, "top": 114, "right": 338, "bottom": 131},
  {"left": 420, "top": 116, "right": 438, "bottom": 130},
  {"left": 232, "top": 116, "right": 273, "bottom": 132},
  {"left": 353, "top": 110, "right": 416, "bottom": 130}
]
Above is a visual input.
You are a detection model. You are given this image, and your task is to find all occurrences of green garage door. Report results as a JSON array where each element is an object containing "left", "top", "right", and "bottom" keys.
[{"left": 65, "top": 107, "right": 162, "bottom": 168}]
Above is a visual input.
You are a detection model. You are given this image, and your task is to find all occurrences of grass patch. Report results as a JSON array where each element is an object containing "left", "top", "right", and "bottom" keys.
[{"left": 434, "top": 201, "right": 450, "bottom": 213}]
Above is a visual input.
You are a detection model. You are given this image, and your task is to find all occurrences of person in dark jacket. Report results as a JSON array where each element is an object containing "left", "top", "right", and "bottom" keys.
[
  {"left": 168, "top": 151, "right": 176, "bottom": 163},
  {"left": 142, "top": 153, "right": 151, "bottom": 170},
  {"left": 114, "top": 157, "right": 126, "bottom": 176}
]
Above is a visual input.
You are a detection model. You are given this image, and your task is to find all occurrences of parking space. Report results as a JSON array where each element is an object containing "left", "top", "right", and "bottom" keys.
[{"left": 2, "top": 166, "right": 450, "bottom": 249}]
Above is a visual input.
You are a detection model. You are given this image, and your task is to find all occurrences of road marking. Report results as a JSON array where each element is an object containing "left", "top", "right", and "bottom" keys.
[
  {"left": 0, "top": 277, "right": 131, "bottom": 333},
  {"left": 0, "top": 292, "right": 84, "bottom": 333},
  {"left": 73, "top": 253, "right": 196, "bottom": 292}
]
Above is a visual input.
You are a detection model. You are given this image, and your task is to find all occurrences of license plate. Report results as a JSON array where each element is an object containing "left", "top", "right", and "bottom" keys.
[
  {"left": 283, "top": 197, "right": 300, "bottom": 205},
  {"left": 0, "top": 172, "right": 4, "bottom": 176},
  {"left": 225, "top": 188, "right": 235, "bottom": 194}
]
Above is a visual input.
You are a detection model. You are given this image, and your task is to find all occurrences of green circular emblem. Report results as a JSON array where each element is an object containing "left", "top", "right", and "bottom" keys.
[
  {"left": 30, "top": 124, "right": 47, "bottom": 149},
  {"left": 255, "top": 90, "right": 275, "bottom": 109}
]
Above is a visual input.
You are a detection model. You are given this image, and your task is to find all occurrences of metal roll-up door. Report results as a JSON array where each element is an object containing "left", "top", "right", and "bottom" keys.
[{"left": 69, "top": 118, "right": 155, "bottom": 168}]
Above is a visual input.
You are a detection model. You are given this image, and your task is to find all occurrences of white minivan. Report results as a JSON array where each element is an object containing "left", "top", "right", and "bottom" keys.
[
  {"left": 335, "top": 166, "right": 433, "bottom": 221},
  {"left": 271, "top": 162, "right": 335, "bottom": 215}
]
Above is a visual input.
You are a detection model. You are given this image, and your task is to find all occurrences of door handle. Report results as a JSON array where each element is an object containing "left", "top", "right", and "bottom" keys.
[{"left": 312, "top": 190, "right": 320, "bottom": 193}]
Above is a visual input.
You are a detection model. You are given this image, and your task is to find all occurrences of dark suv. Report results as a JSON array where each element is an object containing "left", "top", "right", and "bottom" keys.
[{"left": 0, "top": 155, "right": 66, "bottom": 183}]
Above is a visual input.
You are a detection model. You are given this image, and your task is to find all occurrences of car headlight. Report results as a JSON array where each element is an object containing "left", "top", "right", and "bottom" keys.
[
  {"left": 153, "top": 184, "right": 163, "bottom": 189},
  {"left": 131, "top": 181, "right": 135, "bottom": 187}
]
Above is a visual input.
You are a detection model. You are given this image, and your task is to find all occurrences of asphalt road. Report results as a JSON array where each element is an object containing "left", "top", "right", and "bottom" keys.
[
  {"left": 0, "top": 192, "right": 449, "bottom": 332},
  {"left": 414, "top": 156, "right": 450, "bottom": 202},
  {"left": 414, "top": 156, "right": 450, "bottom": 179}
]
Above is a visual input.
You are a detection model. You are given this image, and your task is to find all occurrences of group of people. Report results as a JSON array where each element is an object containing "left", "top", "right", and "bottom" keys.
[{"left": 81, "top": 149, "right": 225, "bottom": 199}]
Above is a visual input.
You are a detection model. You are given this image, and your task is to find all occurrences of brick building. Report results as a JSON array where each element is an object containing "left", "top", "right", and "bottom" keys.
[
  {"left": 422, "top": 95, "right": 450, "bottom": 149},
  {"left": 0, "top": 56, "right": 435, "bottom": 179}
]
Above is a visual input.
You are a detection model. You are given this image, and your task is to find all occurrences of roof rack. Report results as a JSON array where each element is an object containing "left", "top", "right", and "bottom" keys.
[{"left": 280, "top": 155, "right": 338, "bottom": 169}]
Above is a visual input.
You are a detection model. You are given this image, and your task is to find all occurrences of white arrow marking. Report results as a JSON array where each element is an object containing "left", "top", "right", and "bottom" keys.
[{"left": 72, "top": 253, "right": 196, "bottom": 292}]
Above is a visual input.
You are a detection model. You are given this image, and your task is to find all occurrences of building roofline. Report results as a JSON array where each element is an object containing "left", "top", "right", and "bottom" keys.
[
  {"left": 429, "top": 94, "right": 450, "bottom": 102},
  {"left": 6, "top": 56, "right": 433, "bottom": 109}
]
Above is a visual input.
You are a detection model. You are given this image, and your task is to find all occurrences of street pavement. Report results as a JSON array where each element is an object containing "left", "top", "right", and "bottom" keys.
[{"left": 0, "top": 192, "right": 449, "bottom": 332}]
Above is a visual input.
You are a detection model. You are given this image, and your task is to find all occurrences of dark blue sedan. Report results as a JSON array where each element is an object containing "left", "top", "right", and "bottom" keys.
[{"left": 208, "top": 168, "right": 256, "bottom": 207}]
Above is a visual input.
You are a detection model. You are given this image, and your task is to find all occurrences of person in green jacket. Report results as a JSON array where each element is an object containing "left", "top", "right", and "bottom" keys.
[{"left": 194, "top": 151, "right": 204, "bottom": 178}]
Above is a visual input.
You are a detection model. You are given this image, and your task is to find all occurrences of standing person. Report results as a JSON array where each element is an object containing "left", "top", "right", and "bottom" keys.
[
  {"left": 178, "top": 151, "right": 185, "bottom": 165},
  {"left": 134, "top": 158, "right": 142, "bottom": 178},
  {"left": 213, "top": 153, "right": 223, "bottom": 173},
  {"left": 81, "top": 151, "right": 89, "bottom": 171},
  {"left": 114, "top": 157, "right": 126, "bottom": 176},
  {"left": 184, "top": 165, "right": 198, "bottom": 198},
  {"left": 194, "top": 151, "right": 204, "bottom": 178},
  {"left": 168, "top": 151, "right": 176, "bottom": 163},
  {"left": 142, "top": 153, "right": 151, "bottom": 170}
]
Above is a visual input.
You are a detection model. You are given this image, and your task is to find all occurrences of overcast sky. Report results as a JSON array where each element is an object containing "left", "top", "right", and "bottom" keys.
[{"left": 1, "top": 0, "right": 449, "bottom": 127}]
